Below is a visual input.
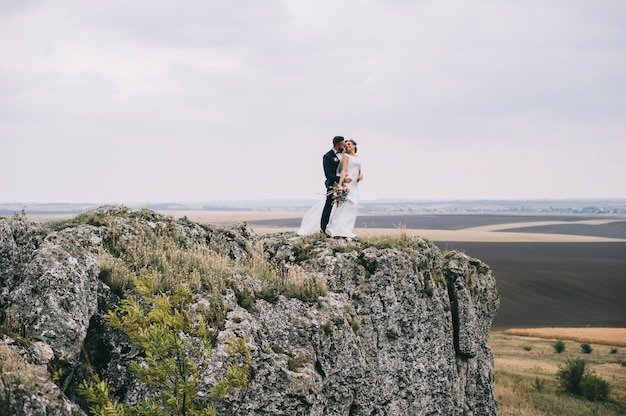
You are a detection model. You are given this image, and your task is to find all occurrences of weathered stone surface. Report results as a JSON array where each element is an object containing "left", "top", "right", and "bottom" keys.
[
  {"left": 207, "top": 234, "right": 499, "bottom": 415},
  {"left": 0, "top": 215, "right": 45, "bottom": 309},
  {"left": 0, "top": 207, "right": 500, "bottom": 416},
  {"left": 8, "top": 225, "right": 103, "bottom": 361}
]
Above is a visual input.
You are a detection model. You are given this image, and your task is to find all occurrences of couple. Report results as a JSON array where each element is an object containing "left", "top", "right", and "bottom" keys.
[{"left": 298, "top": 136, "right": 363, "bottom": 238}]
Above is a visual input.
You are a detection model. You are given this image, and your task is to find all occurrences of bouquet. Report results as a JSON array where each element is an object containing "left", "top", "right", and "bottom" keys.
[{"left": 327, "top": 182, "right": 349, "bottom": 206}]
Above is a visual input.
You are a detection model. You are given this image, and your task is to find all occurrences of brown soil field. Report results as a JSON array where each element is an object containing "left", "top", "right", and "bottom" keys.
[
  {"left": 503, "top": 327, "right": 626, "bottom": 347},
  {"left": 500, "top": 220, "right": 626, "bottom": 239},
  {"left": 437, "top": 241, "right": 626, "bottom": 328}
]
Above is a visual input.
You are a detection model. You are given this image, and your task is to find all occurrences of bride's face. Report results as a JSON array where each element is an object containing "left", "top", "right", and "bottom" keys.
[{"left": 345, "top": 141, "right": 355, "bottom": 153}]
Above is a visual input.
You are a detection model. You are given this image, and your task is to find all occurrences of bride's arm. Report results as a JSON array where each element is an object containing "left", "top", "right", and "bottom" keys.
[{"left": 338, "top": 154, "right": 349, "bottom": 186}]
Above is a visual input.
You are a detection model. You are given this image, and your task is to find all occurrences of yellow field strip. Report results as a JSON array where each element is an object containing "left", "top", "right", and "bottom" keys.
[
  {"left": 464, "top": 218, "right": 624, "bottom": 232},
  {"left": 246, "top": 226, "right": 626, "bottom": 242},
  {"left": 504, "top": 327, "right": 626, "bottom": 347}
]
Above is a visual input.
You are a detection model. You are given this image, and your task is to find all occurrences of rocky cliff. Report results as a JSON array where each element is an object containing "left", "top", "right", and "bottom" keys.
[{"left": 0, "top": 206, "right": 499, "bottom": 416}]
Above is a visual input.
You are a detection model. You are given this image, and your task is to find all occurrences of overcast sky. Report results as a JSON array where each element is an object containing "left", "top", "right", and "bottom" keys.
[{"left": 1, "top": 0, "right": 625, "bottom": 204}]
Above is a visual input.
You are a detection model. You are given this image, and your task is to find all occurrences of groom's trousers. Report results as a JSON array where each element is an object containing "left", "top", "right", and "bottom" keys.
[{"left": 320, "top": 191, "right": 334, "bottom": 232}]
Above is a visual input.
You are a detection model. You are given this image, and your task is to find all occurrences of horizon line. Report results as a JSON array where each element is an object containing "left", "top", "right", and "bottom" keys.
[{"left": 3, "top": 197, "right": 626, "bottom": 206}]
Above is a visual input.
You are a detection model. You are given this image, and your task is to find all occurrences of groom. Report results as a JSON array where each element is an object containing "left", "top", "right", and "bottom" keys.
[{"left": 321, "top": 136, "right": 352, "bottom": 233}]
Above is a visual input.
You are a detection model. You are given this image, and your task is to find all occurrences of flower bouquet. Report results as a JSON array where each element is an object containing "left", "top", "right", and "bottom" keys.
[{"left": 327, "top": 182, "right": 349, "bottom": 206}]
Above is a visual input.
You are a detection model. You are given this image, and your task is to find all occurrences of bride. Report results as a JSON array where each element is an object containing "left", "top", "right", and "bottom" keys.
[{"left": 298, "top": 139, "right": 363, "bottom": 238}]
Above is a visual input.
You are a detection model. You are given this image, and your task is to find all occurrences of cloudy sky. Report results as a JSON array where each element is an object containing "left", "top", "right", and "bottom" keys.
[{"left": 1, "top": 0, "right": 625, "bottom": 204}]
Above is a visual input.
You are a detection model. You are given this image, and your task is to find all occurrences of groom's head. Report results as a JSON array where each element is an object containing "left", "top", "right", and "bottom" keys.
[{"left": 333, "top": 136, "right": 345, "bottom": 151}]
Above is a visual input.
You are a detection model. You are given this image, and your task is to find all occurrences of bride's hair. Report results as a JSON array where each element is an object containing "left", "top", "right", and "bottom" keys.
[{"left": 347, "top": 139, "right": 357, "bottom": 153}]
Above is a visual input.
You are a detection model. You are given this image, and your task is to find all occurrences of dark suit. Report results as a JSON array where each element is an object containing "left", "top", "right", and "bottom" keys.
[{"left": 321, "top": 149, "right": 342, "bottom": 232}]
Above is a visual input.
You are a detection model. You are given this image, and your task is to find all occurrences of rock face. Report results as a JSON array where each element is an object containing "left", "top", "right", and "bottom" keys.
[
  {"left": 0, "top": 215, "right": 89, "bottom": 416},
  {"left": 213, "top": 235, "right": 499, "bottom": 415},
  {"left": 0, "top": 207, "right": 499, "bottom": 416}
]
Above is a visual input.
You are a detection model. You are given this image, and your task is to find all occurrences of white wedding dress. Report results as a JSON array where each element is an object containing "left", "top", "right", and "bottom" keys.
[{"left": 298, "top": 154, "right": 361, "bottom": 238}]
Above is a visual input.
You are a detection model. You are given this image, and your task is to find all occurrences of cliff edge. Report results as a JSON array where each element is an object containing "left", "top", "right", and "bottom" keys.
[{"left": 0, "top": 206, "right": 499, "bottom": 415}]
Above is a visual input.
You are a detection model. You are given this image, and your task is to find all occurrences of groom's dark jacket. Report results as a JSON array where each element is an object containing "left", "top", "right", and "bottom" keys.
[{"left": 323, "top": 149, "right": 342, "bottom": 189}]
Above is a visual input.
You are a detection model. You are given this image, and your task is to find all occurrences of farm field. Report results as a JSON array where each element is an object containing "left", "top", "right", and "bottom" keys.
[
  {"left": 434, "top": 241, "right": 626, "bottom": 328},
  {"left": 503, "top": 328, "right": 626, "bottom": 347},
  {"left": 243, "top": 213, "right": 626, "bottom": 242},
  {"left": 490, "top": 328, "right": 626, "bottom": 415}
]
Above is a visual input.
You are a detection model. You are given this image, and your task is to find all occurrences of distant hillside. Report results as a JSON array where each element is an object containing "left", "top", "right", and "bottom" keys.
[{"left": 2, "top": 198, "right": 626, "bottom": 216}]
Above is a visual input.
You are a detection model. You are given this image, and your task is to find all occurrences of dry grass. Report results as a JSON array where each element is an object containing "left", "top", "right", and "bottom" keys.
[
  {"left": 0, "top": 341, "right": 36, "bottom": 384},
  {"left": 491, "top": 330, "right": 626, "bottom": 415},
  {"left": 0, "top": 340, "right": 51, "bottom": 407},
  {"left": 95, "top": 217, "right": 234, "bottom": 297},
  {"left": 245, "top": 242, "right": 327, "bottom": 303},
  {"left": 494, "top": 377, "right": 551, "bottom": 416},
  {"left": 93, "top": 209, "right": 327, "bottom": 306},
  {"left": 504, "top": 328, "right": 626, "bottom": 347}
]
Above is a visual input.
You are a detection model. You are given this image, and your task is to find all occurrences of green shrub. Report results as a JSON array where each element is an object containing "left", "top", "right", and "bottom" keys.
[
  {"left": 552, "top": 340, "right": 566, "bottom": 353},
  {"left": 80, "top": 276, "right": 218, "bottom": 416},
  {"left": 557, "top": 357, "right": 586, "bottom": 395},
  {"left": 523, "top": 346, "right": 532, "bottom": 351},
  {"left": 610, "top": 347, "right": 618, "bottom": 354},
  {"left": 77, "top": 376, "right": 130, "bottom": 416},
  {"left": 212, "top": 336, "right": 251, "bottom": 399},
  {"left": 533, "top": 376, "right": 545, "bottom": 392},
  {"left": 580, "top": 343, "right": 593, "bottom": 354},
  {"left": 556, "top": 358, "right": 612, "bottom": 402},
  {"left": 580, "top": 373, "right": 610, "bottom": 402}
]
